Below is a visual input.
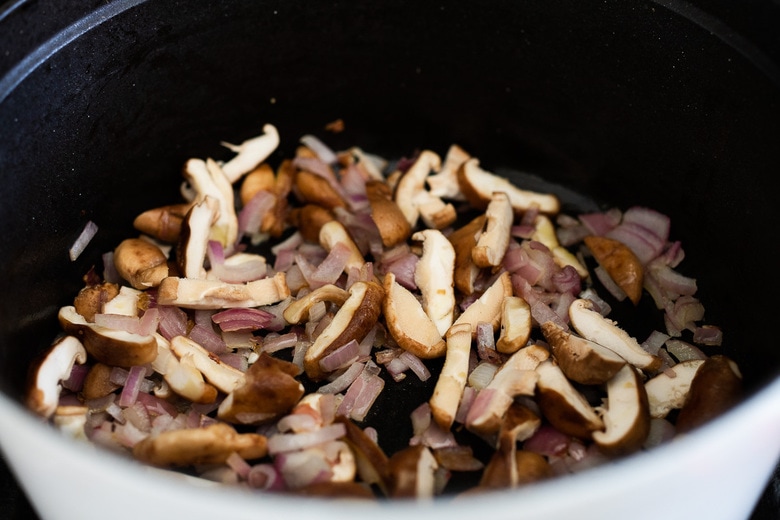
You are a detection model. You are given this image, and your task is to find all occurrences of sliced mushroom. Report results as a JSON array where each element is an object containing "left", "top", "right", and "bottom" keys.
[
  {"left": 541, "top": 320, "right": 626, "bottom": 385},
  {"left": 81, "top": 362, "right": 121, "bottom": 400},
  {"left": 413, "top": 229, "right": 456, "bottom": 336},
  {"left": 283, "top": 284, "right": 350, "bottom": 324},
  {"left": 133, "top": 422, "right": 267, "bottom": 467},
  {"left": 584, "top": 235, "right": 644, "bottom": 305},
  {"left": 465, "top": 344, "right": 548, "bottom": 436},
  {"left": 480, "top": 449, "right": 553, "bottom": 490},
  {"left": 303, "top": 280, "right": 384, "bottom": 380},
  {"left": 113, "top": 237, "right": 170, "bottom": 290},
  {"left": 457, "top": 158, "right": 560, "bottom": 214},
  {"left": 133, "top": 203, "right": 193, "bottom": 243},
  {"left": 336, "top": 415, "right": 390, "bottom": 494},
  {"left": 101, "top": 285, "right": 144, "bottom": 316},
  {"left": 387, "top": 444, "right": 439, "bottom": 499},
  {"left": 393, "top": 150, "right": 441, "bottom": 228},
  {"left": 319, "top": 220, "right": 367, "bottom": 275},
  {"left": 426, "top": 143, "right": 470, "bottom": 201},
  {"left": 535, "top": 359, "right": 604, "bottom": 440},
  {"left": 289, "top": 204, "right": 336, "bottom": 242},
  {"left": 675, "top": 355, "right": 742, "bottom": 433},
  {"left": 450, "top": 271, "right": 513, "bottom": 337},
  {"left": 383, "top": 272, "right": 446, "bottom": 359},
  {"left": 531, "top": 215, "right": 588, "bottom": 278},
  {"left": 53, "top": 405, "right": 89, "bottom": 440},
  {"left": 26, "top": 335, "right": 88, "bottom": 418},
  {"left": 239, "top": 163, "right": 276, "bottom": 206},
  {"left": 218, "top": 352, "right": 304, "bottom": 425},
  {"left": 568, "top": 298, "right": 662, "bottom": 372},
  {"left": 644, "top": 359, "right": 705, "bottom": 419},
  {"left": 592, "top": 364, "right": 650, "bottom": 456},
  {"left": 59, "top": 306, "right": 157, "bottom": 367},
  {"left": 294, "top": 170, "right": 347, "bottom": 210},
  {"left": 296, "top": 481, "right": 376, "bottom": 500},
  {"left": 73, "top": 281, "right": 120, "bottom": 322},
  {"left": 220, "top": 123, "right": 280, "bottom": 183},
  {"left": 183, "top": 158, "right": 238, "bottom": 248},
  {"left": 449, "top": 214, "right": 486, "bottom": 296},
  {"left": 429, "top": 323, "right": 472, "bottom": 430},
  {"left": 413, "top": 190, "right": 457, "bottom": 230},
  {"left": 496, "top": 296, "right": 532, "bottom": 355},
  {"left": 472, "top": 191, "right": 513, "bottom": 268},
  {"left": 169, "top": 335, "right": 245, "bottom": 394},
  {"left": 176, "top": 197, "right": 217, "bottom": 280},
  {"left": 157, "top": 272, "right": 290, "bottom": 309},
  {"left": 162, "top": 353, "right": 219, "bottom": 404},
  {"left": 366, "top": 179, "right": 412, "bottom": 247}
]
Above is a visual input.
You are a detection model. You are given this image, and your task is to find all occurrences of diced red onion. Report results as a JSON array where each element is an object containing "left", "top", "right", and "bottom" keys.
[
  {"left": 118, "top": 365, "right": 148, "bottom": 407},
  {"left": 188, "top": 323, "right": 227, "bottom": 353},
  {"left": 69, "top": 220, "right": 99, "bottom": 261},
  {"left": 267, "top": 423, "right": 347, "bottom": 455},
  {"left": 319, "top": 339, "right": 361, "bottom": 373},
  {"left": 693, "top": 325, "right": 723, "bottom": 346},
  {"left": 261, "top": 331, "right": 299, "bottom": 353},
  {"left": 398, "top": 351, "right": 431, "bottom": 381},
  {"left": 212, "top": 308, "right": 275, "bottom": 331}
]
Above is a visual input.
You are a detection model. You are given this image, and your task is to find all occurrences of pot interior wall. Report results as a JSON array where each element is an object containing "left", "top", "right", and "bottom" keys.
[{"left": 1, "top": 0, "right": 779, "bottom": 431}]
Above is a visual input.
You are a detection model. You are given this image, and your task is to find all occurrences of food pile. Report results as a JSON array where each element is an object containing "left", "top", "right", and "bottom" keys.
[{"left": 26, "top": 123, "right": 742, "bottom": 498}]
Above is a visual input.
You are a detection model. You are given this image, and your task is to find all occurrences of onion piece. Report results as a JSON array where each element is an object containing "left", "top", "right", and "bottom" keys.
[{"left": 69, "top": 220, "right": 99, "bottom": 261}]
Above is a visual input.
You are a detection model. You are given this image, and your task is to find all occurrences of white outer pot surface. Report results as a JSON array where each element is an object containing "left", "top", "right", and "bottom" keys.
[{"left": 1, "top": 377, "right": 779, "bottom": 520}]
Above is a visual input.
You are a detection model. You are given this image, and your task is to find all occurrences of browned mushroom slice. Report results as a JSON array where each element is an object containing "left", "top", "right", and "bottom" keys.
[
  {"left": 568, "top": 298, "right": 662, "bottom": 372},
  {"left": 157, "top": 272, "right": 290, "bottom": 309},
  {"left": 366, "top": 179, "right": 412, "bottom": 247},
  {"left": 584, "top": 235, "right": 644, "bottom": 305},
  {"left": 162, "top": 353, "right": 219, "bottom": 404},
  {"left": 496, "top": 296, "right": 532, "bottom": 355},
  {"left": 220, "top": 123, "right": 280, "bottom": 183},
  {"left": 413, "top": 229, "right": 456, "bottom": 336},
  {"left": 336, "top": 415, "right": 391, "bottom": 495},
  {"left": 294, "top": 170, "right": 347, "bottom": 210},
  {"left": 466, "top": 344, "right": 548, "bottom": 435},
  {"left": 169, "top": 335, "right": 245, "bottom": 394},
  {"left": 393, "top": 150, "right": 442, "bottom": 228},
  {"left": 133, "top": 203, "right": 192, "bottom": 243},
  {"left": 303, "top": 280, "right": 384, "bottom": 380},
  {"left": 541, "top": 320, "right": 626, "bottom": 385},
  {"left": 472, "top": 191, "right": 513, "bottom": 268},
  {"left": 282, "top": 284, "right": 350, "bottom": 324},
  {"left": 58, "top": 306, "right": 157, "bottom": 367},
  {"left": 535, "top": 359, "right": 604, "bottom": 440},
  {"left": 387, "top": 444, "right": 439, "bottom": 499},
  {"left": 449, "top": 214, "right": 486, "bottom": 296},
  {"left": 133, "top": 422, "right": 268, "bottom": 467},
  {"left": 415, "top": 190, "right": 457, "bottom": 230},
  {"left": 113, "top": 237, "right": 170, "bottom": 290},
  {"left": 480, "top": 449, "right": 553, "bottom": 490},
  {"left": 295, "top": 481, "right": 376, "bottom": 500},
  {"left": 644, "top": 359, "right": 706, "bottom": 419},
  {"left": 450, "top": 271, "right": 513, "bottom": 337},
  {"left": 430, "top": 323, "right": 472, "bottom": 430},
  {"left": 26, "top": 335, "right": 87, "bottom": 418},
  {"left": 81, "top": 362, "right": 121, "bottom": 400},
  {"left": 592, "top": 364, "right": 650, "bottom": 456},
  {"left": 53, "top": 405, "right": 89, "bottom": 440},
  {"left": 239, "top": 163, "right": 276, "bottom": 205},
  {"left": 218, "top": 352, "right": 304, "bottom": 425},
  {"left": 73, "top": 281, "right": 120, "bottom": 322},
  {"left": 288, "top": 204, "right": 336, "bottom": 243},
  {"left": 456, "top": 158, "right": 560, "bottom": 214},
  {"left": 675, "top": 355, "right": 742, "bottom": 433},
  {"left": 383, "top": 272, "right": 446, "bottom": 359}
]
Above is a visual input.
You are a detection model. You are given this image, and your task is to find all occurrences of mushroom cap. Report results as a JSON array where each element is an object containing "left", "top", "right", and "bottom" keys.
[
  {"left": 366, "top": 180, "right": 412, "bottom": 247},
  {"left": 283, "top": 284, "right": 350, "bottom": 324},
  {"left": 541, "top": 320, "right": 626, "bottom": 385},
  {"left": 449, "top": 214, "right": 486, "bottom": 296},
  {"left": 393, "top": 150, "right": 442, "bottom": 228},
  {"left": 382, "top": 272, "right": 446, "bottom": 359},
  {"left": 675, "top": 355, "right": 742, "bottom": 433},
  {"left": 218, "top": 352, "right": 304, "bottom": 425},
  {"left": 26, "top": 335, "right": 87, "bottom": 418},
  {"left": 133, "top": 203, "right": 192, "bottom": 243},
  {"left": 114, "top": 237, "right": 170, "bottom": 290},
  {"left": 387, "top": 444, "right": 439, "bottom": 499},
  {"left": 450, "top": 271, "right": 513, "bottom": 338},
  {"left": 496, "top": 296, "right": 532, "bottom": 355},
  {"left": 157, "top": 272, "right": 290, "bottom": 309},
  {"left": 169, "top": 335, "right": 245, "bottom": 394},
  {"left": 592, "top": 364, "right": 651, "bottom": 456},
  {"left": 429, "top": 323, "right": 472, "bottom": 430},
  {"left": 472, "top": 191, "right": 513, "bottom": 268},
  {"left": 535, "top": 359, "right": 604, "bottom": 440},
  {"left": 133, "top": 422, "right": 268, "bottom": 467},
  {"left": 584, "top": 235, "right": 644, "bottom": 305},
  {"left": 568, "top": 298, "right": 662, "bottom": 372},
  {"left": 58, "top": 306, "right": 157, "bottom": 367}
]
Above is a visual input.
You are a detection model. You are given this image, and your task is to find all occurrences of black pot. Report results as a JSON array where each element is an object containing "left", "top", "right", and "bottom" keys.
[{"left": 1, "top": 1, "right": 779, "bottom": 519}]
